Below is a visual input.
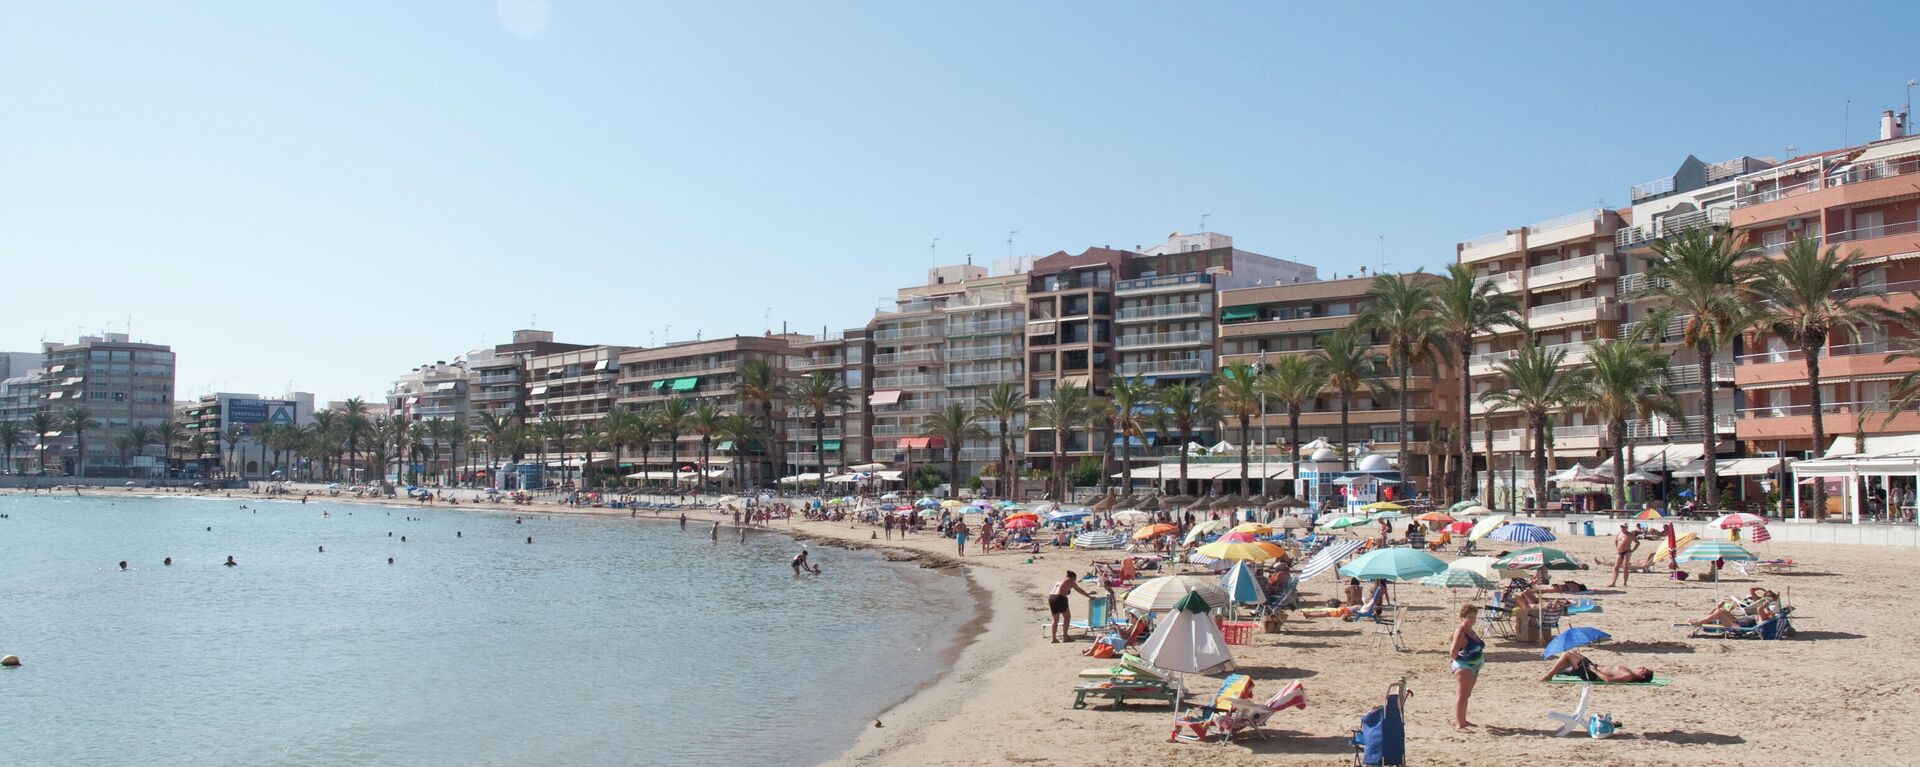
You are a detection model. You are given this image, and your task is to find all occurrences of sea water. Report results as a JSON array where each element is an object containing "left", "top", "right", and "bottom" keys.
[{"left": 0, "top": 494, "right": 972, "bottom": 766}]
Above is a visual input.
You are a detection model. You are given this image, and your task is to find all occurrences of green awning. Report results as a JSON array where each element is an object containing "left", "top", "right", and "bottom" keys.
[
  {"left": 823, "top": 440, "right": 842, "bottom": 451},
  {"left": 718, "top": 439, "right": 763, "bottom": 453},
  {"left": 1220, "top": 306, "right": 1259, "bottom": 322},
  {"left": 716, "top": 440, "right": 733, "bottom": 451},
  {"left": 651, "top": 380, "right": 667, "bottom": 390},
  {"left": 670, "top": 377, "right": 699, "bottom": 392}
]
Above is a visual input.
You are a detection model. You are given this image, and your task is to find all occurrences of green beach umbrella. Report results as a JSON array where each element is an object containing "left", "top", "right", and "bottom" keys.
[
  {"left": 1323, "top": 515, "right": 1369, "bottom": 530},
  {"left": 1494, "top": 546, "right": 1580, "bottom": 571},
  {"left": 1675, "top": 541, "right": 1756, "bottom": 563},
  {"left": 1419, "top": 568, "right": 1495, "bottom": 590},
  {"left": 1336, "top": 548, "right": 1449, "bottom": 582}
]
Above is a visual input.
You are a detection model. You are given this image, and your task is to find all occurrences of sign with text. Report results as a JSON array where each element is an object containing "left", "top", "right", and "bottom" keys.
[{"left": 228, "top": 399, "right": 297, "bottom": 428}]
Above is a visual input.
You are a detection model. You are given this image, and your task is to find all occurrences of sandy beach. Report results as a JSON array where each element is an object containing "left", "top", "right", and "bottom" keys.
[{"left": 22, "top": 485, "right": 1915, "bottom": 766}]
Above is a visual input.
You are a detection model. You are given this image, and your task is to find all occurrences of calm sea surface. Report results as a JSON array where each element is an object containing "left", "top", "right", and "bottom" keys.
[{"left": 0, "top": 494, "right": 971, "bottom": 767}]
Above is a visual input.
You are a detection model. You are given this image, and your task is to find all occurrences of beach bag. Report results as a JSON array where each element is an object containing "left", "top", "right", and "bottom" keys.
[{"left": 1588, "top": 713, "right": 1618, "bottom": 739}]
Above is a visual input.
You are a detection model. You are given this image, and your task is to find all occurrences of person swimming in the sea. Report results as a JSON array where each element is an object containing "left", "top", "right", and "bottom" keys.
[{"left": 223, "top": 556, "right": 238, "bottom": 567}]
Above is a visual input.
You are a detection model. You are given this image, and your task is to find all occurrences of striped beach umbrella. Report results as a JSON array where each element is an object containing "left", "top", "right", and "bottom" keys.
[
  {"left": 1495, "top": 546, "right": 1579, "bottom": 571},
  {"left": 1676, "top": 541, "right": 1757, "bottom": 563},
  {"left": 1124, "top": 575, "right": 1231, "bottom": 614},
  {"left": 1709, "top": 512, "right": 1769, "bottom": 529},
  {"left": 1195, "top": 540, "right": 1275, "bottom": 563},
  {"left": 1634, "top": 508, "right": 1664, "bottom": 520},
  {"left": 1487, "top": 522, "right": 1556, "bottom": 543},
  {"left": 1184, "top": 518, "right": 1233, "bottom": 543},
  {"left": 1419, "top": 568, "right": 1495, "bottom": 590},
  {"left": 1074, "top": 531, "right": 1124, "bottom": 549},
  {"left": 1751, "top": 525, "right": 1773, "bottom": 543},
  {"left": 1323, "top": 515, "right": 1370, "bottom": 530}
]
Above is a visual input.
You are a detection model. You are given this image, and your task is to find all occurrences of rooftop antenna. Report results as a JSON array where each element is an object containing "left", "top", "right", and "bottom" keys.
[
  {"left": 1199, "top": 213, "right": 1211, "bottom": 233},
  {"left": 1785, "top": 144, "right": 1797, "bottom": 159},
  {"left": 1377, "top": 234, "right": 1386, "bottom": 272},
  {"left": 1845, "top": 99, "right": 1852, "bottom": 147},
  {"left": 930, "top": 237, "right": 940, "bottom": 267},
  {"left": 1007, "top": 230, "right": 1017, "bottom": 262},
  {"left": 529, "top": 313, "right": 538, "bottom": 328},
  {"left": 764, "top": 306, "right": 772, "bottom": 333}
]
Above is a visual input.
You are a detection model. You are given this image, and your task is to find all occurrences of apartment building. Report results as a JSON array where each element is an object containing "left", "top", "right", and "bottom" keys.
[
  {"left": 38, "top": 333, "right": 176, "bottom": 477},
  {"left": 1026, "top": 233, "right": 1316, "bottom": 486},
  {"left": 466, "top": 329, "right": 590, "bottom": 430},
  {"left": 0, "top": 370, "right": 45, "bottom": 474},
  {"left": 525, "top": 345, "right": 628, "bottom": 425},
  {"left": 616, "top": 335, "right": 796, "bottom": 487},
  {"left": 787, "top": 328, "right": 872, "bottom": 481},
  {"left": 1457, "top": 208, "right": 1627, "bottom": 483},
  {"left": 1216, "top": 275, "right": 1459, "bottom": 493},
  {"left": 1613, "top": 155, "right": 1773, "bottom": 462},
  {"left": 178, "top": 391, "right": 315, "bottom": 477},
  {"left": 1730, "top": 114, "right": 1920, "bottom": 456}
]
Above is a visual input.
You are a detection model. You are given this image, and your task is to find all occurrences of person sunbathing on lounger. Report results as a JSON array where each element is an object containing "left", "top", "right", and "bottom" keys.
[
  {"left": 1690, "top": 589, "right": 1779, "bottom": 630},
  {"left": 1540, "top": 651, "right": 1653, "bottom": 683}
]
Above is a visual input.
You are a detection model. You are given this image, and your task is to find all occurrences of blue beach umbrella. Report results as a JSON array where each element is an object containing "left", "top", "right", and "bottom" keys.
[
  {"left": 1543, "top": 626, "right": 1611, "bottom": 658},
  {"left": 1488, "top": 522, "right": 1556, "bottom": 543},
  {"left": 1221, "top": 560, "right": 1267, "bottom": 605},
  {"left": 1047, "top": 509, "right": 1090, "bottom": 522},
  {"left": 1336, "top": 548, "right": 1449, "bottom": 582},
  {"left": 916, "top": 498, "right": 940, "bottom": 509}
]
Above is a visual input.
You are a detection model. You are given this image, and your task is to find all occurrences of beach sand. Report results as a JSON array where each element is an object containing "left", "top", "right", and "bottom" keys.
[{"left": 20, "top": 486, "right": 1912, "bottom": 765}]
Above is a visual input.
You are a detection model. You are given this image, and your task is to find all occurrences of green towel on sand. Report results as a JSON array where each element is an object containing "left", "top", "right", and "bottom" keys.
[{"left": 1548, "top": 674, "right": 1671, "bottom": 686}]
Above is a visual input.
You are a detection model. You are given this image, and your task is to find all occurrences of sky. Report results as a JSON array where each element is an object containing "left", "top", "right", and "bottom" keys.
[{"left": 3, "top": 2, "right": 1917, "bottom": 403}]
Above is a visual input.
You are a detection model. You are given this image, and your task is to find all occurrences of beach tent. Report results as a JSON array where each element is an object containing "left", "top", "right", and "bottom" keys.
[{"left": 1138, "top": 590, "right": 1236, "bottom": 675}]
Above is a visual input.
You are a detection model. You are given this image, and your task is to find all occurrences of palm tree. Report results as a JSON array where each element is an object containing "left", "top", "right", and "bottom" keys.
[
  {"left": 186, "top": 434, "right": 213, "bottom": 477},
  {"left": 220, "top": 424, "right": 245, "bottom": 479},
  {"left": 1359, "top": 272, "right": 1446, "bottom": 496},
  {"left": 570, "top": 420, "right": 601, "bottom": 489},
  {"left": 1314, "top": 328, "right": 1386, "bottom": 472},
  {"left": 1027, "top": 382, "right": 1092, "bottom": 501},
  {"left": 112, "top": 434, "right": 138, "bottom": 477},
  {"left": 737, "top": 359, "right": 781, "bottom": 489},
  {"left": 1478, "top": 343, "right": 1586, "bottom": 512},
  {"left": 976, "top": 382, "right": 1025, "bottom": 498},
  {"left": 923, "top": 402, "right": 985, "bottom": 497},
  {"left": 478, "top": 412, "right": 515, "bottom": 476},
  {"left": 1882, "top": 306, "right": 1920, "bottom": 418},
  {"left": 690, "top": 402, "right": 725, "bottom": 494},
  {"left": 1100, "top": 376, "right": 1155, "bottom": 496},
  {"left": 383, "top": 417, "right": 411, "bottom": 484},
  {"left": 788, "top": 372, "right": 851, "bottom": 487},
  {"left": 1576, "top": 339, "right": 1682, "bottom": 508},
  {"left": 1641, "top": 226, "right": 1753, "bottom": 511},
  {"left": 340, "top": 397, "right": 370, "bottom": 482},
  {"left": 715, "top": 413, "right": 762, "bottom": 491},
  {"left": 1261, "top": 354, "right": 1329, "bottom": 496},
  {"left": 1430, "top": 262, "right": 1522, "bottom": 501},
  {"left": 28, "top": 412, "right": 56, "bottom": 475},
  {"left": 1153, "top": 380, "right": 1216, "bottom": 497},
  {"left": 152, "top": 420, "right": 183, "bottom": 479},
  {"left": 1207, "top": 363, "right": 1266, "bottom": 496},
  {"left": 308, "top": 411, "right": 338, "bottom": 479},
  {"left": 538, "top": 418, "right": 573, "bottom": 489},
  {"left": 659, "top": 397, "right": 692, "bottom": 489},
  {"left": 1744, "top": 235, "right": 1888, "bottom": 518},
  {"left": 630, "top": 407, "right": 664, "bottom": 491},
  {"left": 0, "top": 420, "right": 23, "bottom": 475},
  {"left": 62, "top": 406, "right": 94, "bottom": 478}
]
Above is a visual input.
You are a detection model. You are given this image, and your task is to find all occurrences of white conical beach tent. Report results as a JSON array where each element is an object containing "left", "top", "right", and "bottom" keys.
[{"left": 1139, "top": 590, "right": 1236, "bottom": 675}]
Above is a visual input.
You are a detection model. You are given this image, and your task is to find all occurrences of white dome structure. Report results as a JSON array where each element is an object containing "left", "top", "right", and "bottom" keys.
[
  {"left": 1309, "top": 448, "right": 1339, "bottom": 463},
  {"left": 1356, "top": 454, "right": 1393, "bottom": 472}
]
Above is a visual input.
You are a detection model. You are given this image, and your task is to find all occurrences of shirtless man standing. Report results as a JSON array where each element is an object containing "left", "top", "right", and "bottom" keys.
[
  {"left": 1608, "top": 523, "right": 1639, "bottom": 587},
  {"left": 1049, "top": 571, "right": 1094, "bottom": 643}
]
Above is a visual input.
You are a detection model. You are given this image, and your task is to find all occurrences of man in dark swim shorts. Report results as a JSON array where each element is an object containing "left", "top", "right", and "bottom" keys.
[{"left": 1050, "top": 570, "right": 1093, "bottom": 644}]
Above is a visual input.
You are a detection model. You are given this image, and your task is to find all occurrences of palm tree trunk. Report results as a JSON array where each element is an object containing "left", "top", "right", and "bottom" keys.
[
  {"left": 1532, "top": 416, "right": 1548, "bottom": 512},
  {"left": 700, "top": 437, "right": 712, "bottom": 496},
  {"left": 815, "top": 411, "right": 827, "bottom": 494},
  {"left": 1120, "top": 433, "right": 1133, "bottom": 496},
  {"left": 998, "top": 422, "right": 1010, "bottom": 498},
  {"left": 950, "top": 447, "right": 961, "bottom": 499},
  {"left": 1237, "top": 413, "right": 1251, "bottom": 495},
  {"left": 1697, "top": 340, "right": 1719, "bottom": 510},
  {"left": 1053, "top": 436, "right": 1064, "bottom": 501},
  {"left": 1398, "top": 361, "right": 1411, "bottom": 496},
  {"left": 1806, "top": 339, "right": 1829, "bottom": 520},
  {"left": 1288, "top": 408, "right": 1302, "bottom": 500},
  {"left": 1483, "top": 417, "right": 1495, "bottom": 505},
  {"left": 1178, "top": 425, "right": 1192, "bottom": 496},
  {"left": 1339, "top": 397, "right": 1352, "bottom": 472},
  {"left": 640, "top": 444, "right": 652, "bottom": 492},
  {"left": 1612, "top": 417, "right": 1627, "bottom": 510},
  {"left": 1457, "top": 341, "right": 1474, "bottom": 506}
]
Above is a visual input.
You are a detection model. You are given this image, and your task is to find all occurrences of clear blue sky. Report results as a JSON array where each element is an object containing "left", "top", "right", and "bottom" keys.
[{"left": 3, "top": 2, "right": 1915, "bottom": 403}]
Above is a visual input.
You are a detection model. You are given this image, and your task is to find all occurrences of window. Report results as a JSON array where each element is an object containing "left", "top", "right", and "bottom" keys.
[{"left": 1855, "top": 210, "right": 1886, "bottom": 239}]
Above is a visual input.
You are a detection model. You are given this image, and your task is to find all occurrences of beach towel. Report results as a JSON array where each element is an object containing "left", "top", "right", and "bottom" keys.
[
  {"left": 1547, "top": 675, "right": 1671, "bottom": 687},
  {"left": 1299, "top": 539, "right": 1365, "bottom": 581}
]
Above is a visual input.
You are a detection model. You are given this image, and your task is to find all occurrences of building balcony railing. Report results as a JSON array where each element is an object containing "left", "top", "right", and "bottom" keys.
[
  {"left": 1735, "top": 340, "right": 1888, "bottom": 365},
  {"left": 1115, "top": 329, "right": 1213, "bottom": 349},
  {"left": 1116, "top": 272, "right": 1213, "bottom": 294},
  {"left": 792, "top": 356, "right": 844, "bottom": 371},
  {"left": 1528, "top": 296, "right": 1618, "bottom": 325},
  {"left": 872, "top": 374, "right": 940, "bottom": 389},
  {"left": 872, "top": 326, "right": 940, "bottom": 341},
  {"left": 1115, "top": 300, "right": 1212, "bottom": 322},
  {"left": 1525, "top": 254, "right": 1615, "bottom": 289},
  {"left": 470, "top": 389, "right": 520, "bottom": 402},
  {"left": 1736, "top": 155, "right": 1920, "bottom": 208},
  {"left": 1663, "top": 361, "right": 1735, "bottom": 389},
  {"left": 1738, "top": 398, "right": 1889, "bottom": 419},
  {"left": 946, "top": 343, "right": 1018, "bottom": 361},
  {"left": 621, "top": 359, "right": 739, "bottom": 379},
  {"left": 959, "top": 446, "right": 1008, "bottom": 461},
  {"left": 944, "top": 369, "right": 1021, "bottom": 387},
  {"left": 1117, "top": 356, "right": 1212, "bottom": 376},
  {"left": 1827, "top": 217, "right": 1920, "bottom": 246},
  {"left": 946, "top": 319, "right": 1021, "bottom": 337},
  {"left": 1616, "top": 272, "right": 1672, "bottom": 298},
  {"left": 785, "top": 427, "right": 844, "bottom": 440},
  {"left": 1625, "top": 413, "right": 1736, "bottom": 441},
  {"left": 1614, "top": 207, "right": 1731, "bottom": 250},
  {"left": 1474, "top": 271, "right": 1520, "bottom": 294},
  {"left": 872, "top": 349, "right": 940, "bottom": 366}
]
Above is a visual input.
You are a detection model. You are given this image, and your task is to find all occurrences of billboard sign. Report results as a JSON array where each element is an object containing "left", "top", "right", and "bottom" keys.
[{"left": 228, "top": 399, "right": 298, "bottom": 428}]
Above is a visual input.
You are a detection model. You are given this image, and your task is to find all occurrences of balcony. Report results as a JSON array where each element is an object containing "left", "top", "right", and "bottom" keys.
[
  {"left": 1734, "top": 399, "right": 1920, "bottom": 441},
  {"left": 1614, "top": 207, "right": 1731, "bottom": 250},
  {"left": 944, "top": 369, "right": 1021, "bottom": 387},
  {"left": 1116, "top": 272, "right": 1213, "bottom": 295},
  {"left": 946, "top": 319, "right": 1020, "bottom": 337},
  {"left": 1663, "top": 361, "right": 1734, "bottom": 390},
  {"left": 870, "top": 423, "right": 920, "bottom": 437},
  {"left": 1468, "top": 349, "right": 1516, "bottom": 375},
  {"left": 1525, "top": 209, "right": 1608, "bottom": 249},
  {"left": 1460, "top": 230, "right": 1523, "bottom": 263},
  {"left": 946, "top": 343, "right": 1018, "bottom": 361},
  {"left": 1625, "top": 413, "right": 1736, "bottom": 441},
  {"left": 621, "top": 359, "right": 739, "bottom": 379},
  {"left": 792, "top": 356, "right": 844, "bottom": 371},
  {"left": 1621, "top": 313, "right": 1690, "bottom": 344},
  {"left": 959, "top": 446, "right": 1007, "bottom": 461},
  {"left": 1526, "top": 255, "right": 1617, "bottom": 291},
  {"left": 1615, "top": 272, "right": 1672, "bottom": 298},
  {"left": 470, "top": 388, "right": 521, "bottom": 403},
  {"left": 1527, "top": 296, "right": 1619, "bottom": 328},
  {"left": 1734, "top": 340, "right": 1912, "bottom": 388},
  {"left": 872, "top": 349, "right": 940, "bottom": 367},
  {"left": 1115, "top": 329, "right": 1213, "bottom": 349},
  {"left": 872, "top": 326, "right": 940, "bottom": 342},
  {"left": 1116, "top": 300, "right": 1212, "bottom": 322},
  {"left": 1733, "top": 155, "right": 1920, "bottom": 226},
  {"left": 1474, "top": 271, "right": 1520, "bottom": 294},
  {"left": 1117, "top": 356, "right": 1212, "bottom": 377},
  {"left": 871, "top": 373, "right": 940, "bottom": 389},
  {"left": 1825, "top": 216, "right": 1920, "bottom": 262}
]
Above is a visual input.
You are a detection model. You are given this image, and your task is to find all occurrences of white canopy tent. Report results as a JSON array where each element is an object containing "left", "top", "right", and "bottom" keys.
[{"left": 1787, "top": 436, "right": 1920, "bottom": 523}]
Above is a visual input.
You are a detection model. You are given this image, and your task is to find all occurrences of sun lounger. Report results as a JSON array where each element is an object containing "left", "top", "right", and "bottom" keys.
[
  {"left": 1680, "top": 608, "right": 1794, "bottom": 639},
  {"left": 1073, "top": 678, "right": 1183, "bottom": 710},
  {"left": 1172, "top": 680, "right": 1307, "bottom": 743},
  {"left": 1544, "top": 675, "right": 1671, "bottom": 736}
]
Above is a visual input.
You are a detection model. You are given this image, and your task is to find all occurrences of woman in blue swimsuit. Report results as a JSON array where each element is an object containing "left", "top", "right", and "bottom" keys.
[{"left": 1450, "top": 605, "right": 1484, "bottom": 732}]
